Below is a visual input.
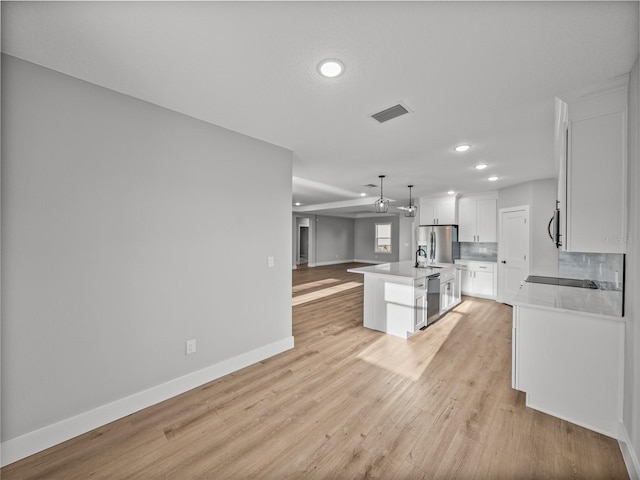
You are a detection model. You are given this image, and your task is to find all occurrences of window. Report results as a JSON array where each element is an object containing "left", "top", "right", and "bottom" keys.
[{"left": 375, "top": 223, "right": 392, "bottom": 253}]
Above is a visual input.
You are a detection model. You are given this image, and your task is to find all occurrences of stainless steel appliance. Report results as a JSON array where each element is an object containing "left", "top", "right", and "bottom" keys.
[
  {"left": 416, "top": 225, "right": 460, "bottom": 264},
  {"left": 426, "top": 274, "right": 441, "bottom": 326}
]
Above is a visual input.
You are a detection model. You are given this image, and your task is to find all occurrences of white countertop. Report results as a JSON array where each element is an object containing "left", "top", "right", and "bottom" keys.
[
  {"left": 347, "top": 260, "right": 454, "bottom": 280},
  {"left": 512, "top": 281, "right": 623, "bottom": 320}
]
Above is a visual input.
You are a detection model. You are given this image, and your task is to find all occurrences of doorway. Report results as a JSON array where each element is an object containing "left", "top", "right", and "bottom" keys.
[
  {"left": 498, "top": 205, "right": 530, "bottom": 304},
  {"left": 299, "top": 226, "right": 309, "bottom": 265}
]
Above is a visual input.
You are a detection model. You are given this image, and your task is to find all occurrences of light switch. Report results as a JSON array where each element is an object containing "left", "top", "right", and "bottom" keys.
[{"left": 268, "top": 256, "right": 275, "bottom": 267}]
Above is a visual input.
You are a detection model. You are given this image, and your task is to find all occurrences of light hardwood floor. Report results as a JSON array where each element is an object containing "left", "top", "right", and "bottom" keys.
[{"left": 2, "top": 263, "right": 629, "bottom": 479}]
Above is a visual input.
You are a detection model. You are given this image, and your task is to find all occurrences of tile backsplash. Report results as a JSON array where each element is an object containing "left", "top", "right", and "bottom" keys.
[
  {"left": 558, "top": 252, "right": 624, "bottom": 291},
  {"left": 459, "top": 242, "right": 498, "bottom": 261}
]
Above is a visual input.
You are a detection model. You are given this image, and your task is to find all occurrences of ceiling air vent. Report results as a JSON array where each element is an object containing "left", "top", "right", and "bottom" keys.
[
  {"left": 362, "top": 183, "right": 378, "bottom": 188},
  {"left": 371, "top": 103, "right": 410, "bottom": 123}
]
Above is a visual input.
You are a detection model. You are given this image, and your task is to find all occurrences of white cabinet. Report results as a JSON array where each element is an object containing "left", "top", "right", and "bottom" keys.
[
  {"left": 419, "top": 196, "right": 456, "bottom": 225},
  {"left": 556, "top": 76, "right": 628, "bottom": 253},
  {"left": 439, "top": 267, "right": 460, "bottom": 314},
  {"left": 455, "top": 260, "right": 497, "bottom": 299},
  {"left": 361, "top": 273, "right": 429, "bottom": 339},
  {"left": 512, "top": 304, "right": 624, "bottom": 437},
  {"left": 414, "top": 278, "right": 427, "bottom": 330},
  {"left": 457, "top": 194, "right": 497, "bottom": 243}
]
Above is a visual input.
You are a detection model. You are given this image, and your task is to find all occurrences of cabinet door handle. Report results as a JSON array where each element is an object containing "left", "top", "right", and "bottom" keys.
[{"left": 477, "top": 235, "right": 480, "bottom": 242}]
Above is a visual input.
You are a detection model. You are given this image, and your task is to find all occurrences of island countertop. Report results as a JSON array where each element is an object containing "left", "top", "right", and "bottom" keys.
[{"left": 347, "top": 260, "right": 452, "bottom": 279}]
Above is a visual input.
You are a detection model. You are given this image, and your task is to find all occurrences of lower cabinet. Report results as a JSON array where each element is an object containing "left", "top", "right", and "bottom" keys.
[
  {"left": 359, "top": 268, "right": 460, "bottom": 339},
  {"left": 455, "top": 260, "right": 497, "bottom": 299},
  {"left": 362, "top": 274, "right": 429, "bottom": 339},
  {"left": 414, "top": 279, "right": 427, "bottom": 330},
  {"left": 512, "top": 304, "right": 624, "bottom": 437},
  {"left": 439, "top": 267, "right": 461, "bottom": 314}
]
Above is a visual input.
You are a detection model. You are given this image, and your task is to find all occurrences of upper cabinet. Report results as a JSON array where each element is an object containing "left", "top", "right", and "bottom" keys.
[
  {"left": 419, "top": 196, "right": 456, "bottom": 225},
  {"left": 458, "top": 194, "right": 497, "bottom": 243},
  {"left": 556, "top": 76, "right": 628, "bottom": 254}
]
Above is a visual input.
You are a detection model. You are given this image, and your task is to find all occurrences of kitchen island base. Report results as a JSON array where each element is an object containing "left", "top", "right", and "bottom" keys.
[{"left": 348, "top": 261, "right": 459, "bottom": 339}]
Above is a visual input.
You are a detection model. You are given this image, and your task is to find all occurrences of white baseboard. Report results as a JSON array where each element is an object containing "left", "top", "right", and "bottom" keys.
[
  {"left": 619, "top": 422, "right": 640, "bottom": 480},
  {"left": 312, "top": 259, "right": 390, "bottom": 267},
  {"left": 0, "top": 336, "right": 295, "bottom": 467},
  {"left": 460, "top": 291, "right": 497, "bottom": 301},
  {"left": 313, "top": 259, "right": 356, "bottom": 267}
]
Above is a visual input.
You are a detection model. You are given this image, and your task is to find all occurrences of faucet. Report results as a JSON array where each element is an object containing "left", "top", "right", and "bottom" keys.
[{"left": 415, "top": 247, "right": 427, "bottom": 267}]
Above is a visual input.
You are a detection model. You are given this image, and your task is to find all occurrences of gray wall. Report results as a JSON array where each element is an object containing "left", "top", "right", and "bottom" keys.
[
  {"left": 624, "top": 54, "right": 640, "bottom": 473},
  {"left": 498, "top": 178, "right": 559, "bottom": 276},
  {"left": 398, "top": 215, "right": 415, "bottom": 262},
  {"left": 314, "top": 215, "right": 355, "bottom": 265},
  {"left": 1, "top": 55, "right": 293, "bottom": 441},
  {"left": 354, "top": 215, "right": 400, "bottom": 263}
]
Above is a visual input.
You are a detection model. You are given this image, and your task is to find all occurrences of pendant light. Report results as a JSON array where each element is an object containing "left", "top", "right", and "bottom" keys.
[
  {"left": 404, "top": 185, "right": 417, "bottom": 217},
  {"left": 374, "top": 175, "right": 389, "bottom": 213}
]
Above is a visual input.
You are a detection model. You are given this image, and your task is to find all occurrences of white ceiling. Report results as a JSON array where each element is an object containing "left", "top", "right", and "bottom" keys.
[{"left": 2, "top": 1, "right": 638, "bottom": 215}]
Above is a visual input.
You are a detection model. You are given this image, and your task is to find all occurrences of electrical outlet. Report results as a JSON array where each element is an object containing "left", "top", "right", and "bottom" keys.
[
  {"left": 268, "top": 256, "right": 275, "bottom": 267},
  {"left": 186, "top": 339, "right": 196, "bottom": 355}
]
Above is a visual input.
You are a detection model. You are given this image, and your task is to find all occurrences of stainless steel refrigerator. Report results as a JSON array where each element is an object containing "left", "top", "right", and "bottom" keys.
[{"left": 416, "top": 225, "right": 460, "bottom": 264}]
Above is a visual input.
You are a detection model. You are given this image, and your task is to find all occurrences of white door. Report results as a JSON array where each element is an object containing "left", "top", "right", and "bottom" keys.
[{"left": 498, "top": 206, "right": 530, "bottom": 304}]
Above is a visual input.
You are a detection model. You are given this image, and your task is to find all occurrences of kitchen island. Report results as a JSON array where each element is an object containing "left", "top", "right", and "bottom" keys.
[{"left": 348, "top": 261, "right": 459, "bottom": 339}]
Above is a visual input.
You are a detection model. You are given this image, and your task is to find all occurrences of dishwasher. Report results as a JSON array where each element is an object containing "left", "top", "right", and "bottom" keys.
[{"left": 426, "top": 274, "right": 441, "bottom": 326}]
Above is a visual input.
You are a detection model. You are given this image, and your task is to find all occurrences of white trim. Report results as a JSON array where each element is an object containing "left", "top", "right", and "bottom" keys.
[
  {"left": 310, "top": 259, "right": 387, "bottom": 267},
  {"left": 559, "top": 73, "right": 629, "bottom": 104},
  {"left": 456, "top": 191, "right": 498, "bottom": 201},
  {"left": 313, "top": 259, "right": 352, "bottom": 267},
  {"left": 460, "top": 291, "right": 496, "bottom": 301},
  {"left": 0, "top": 336, "right": 295, "bottom": 467},
  {"left": 619, "top": 422, "right": 640, "bottom": 480}
]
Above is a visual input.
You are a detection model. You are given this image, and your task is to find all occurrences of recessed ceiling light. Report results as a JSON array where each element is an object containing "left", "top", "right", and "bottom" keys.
[
  {"left": 454, "top": 144, "right": 471, "bottom": 152},
  {"left": 447, "top": 190, "right": 455, "bottom": 195},
  {"left": 475, "top": 164, "right": 488, "bottom": 170},
  {"left": 294, "top": 202, "right": 302, "bottom": 206},
  {"left": 488, "top": 176, "right": 499, "bottom": 182},
  {"left": 318, "top": 59, "right": 343, "bottom": 78},
  {"left": 360, "top": 192, "right": 367, "bottom": 197}
]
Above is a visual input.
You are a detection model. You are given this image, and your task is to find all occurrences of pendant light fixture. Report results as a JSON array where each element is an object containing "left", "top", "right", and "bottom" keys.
[
  {"left": 374, "top": 175, "right": 389, "bottom": 213},
  {"left": 404, "top": 185, "right": 417, "bottom": 217}
]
